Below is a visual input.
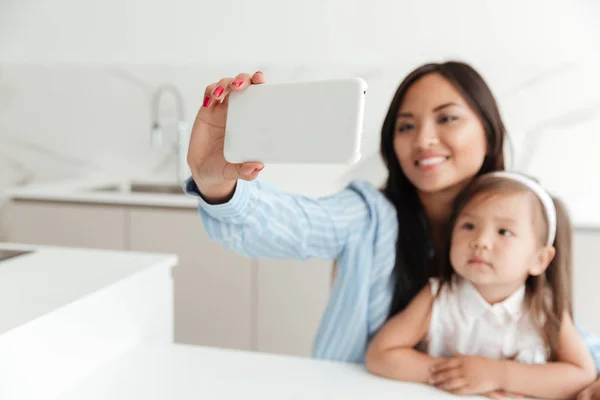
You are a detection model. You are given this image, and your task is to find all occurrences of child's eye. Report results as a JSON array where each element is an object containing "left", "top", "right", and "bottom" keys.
[
  {"left": 438, "top": 115, "right": 458, "bottom": 124},
  {"left": 499, "top": 229, "right": 513, "bottom": 237},
  {"left": 461, "top": 222, "right": 475, "bottom": 230}
]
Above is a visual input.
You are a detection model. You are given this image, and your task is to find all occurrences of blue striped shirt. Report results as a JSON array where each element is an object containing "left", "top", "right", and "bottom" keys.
[{"left": 185, "top": 177, "right": 600, "bottom": 371}]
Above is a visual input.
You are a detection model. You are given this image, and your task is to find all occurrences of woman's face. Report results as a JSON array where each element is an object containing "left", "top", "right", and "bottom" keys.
[{"left": 394, "top": 73, "right": 488, "bottom": 194}]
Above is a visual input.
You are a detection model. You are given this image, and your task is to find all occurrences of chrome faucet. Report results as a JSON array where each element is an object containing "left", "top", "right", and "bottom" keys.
[{"left": 150, "top": 84, "right": 189, "bottom": 185}]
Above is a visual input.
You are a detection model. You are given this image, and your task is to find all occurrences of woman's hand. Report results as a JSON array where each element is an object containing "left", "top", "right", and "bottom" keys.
[
  {"left": 187, "top": 71, "right": 266, "bottom": 202},
  {"left": 429, "top": 355, "right": 504, "bottom": 395}
]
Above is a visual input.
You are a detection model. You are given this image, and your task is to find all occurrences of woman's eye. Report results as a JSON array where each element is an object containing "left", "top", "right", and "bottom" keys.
[
  {"left": 397, "top": 124, "right": 414, "bottom": 133},
  {"left": 438, "top": 115, "right": 457, "bottom": 124}
]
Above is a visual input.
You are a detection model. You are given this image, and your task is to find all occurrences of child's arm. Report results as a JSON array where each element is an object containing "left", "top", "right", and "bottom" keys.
[
  {"left": 365, "top": 283, "right": 439, "bottom": 383},
  {"left": 431, "top": 312, "right": 596, "bottom": 398},
  {"left": 497, "top": 312, "right": 597, "bottom": 399}
]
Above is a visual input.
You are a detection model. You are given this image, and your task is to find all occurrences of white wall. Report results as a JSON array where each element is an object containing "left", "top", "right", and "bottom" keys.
[
  {"left": 1, "top": 0, "right": 599, "bottom": 227},
  {"left": 1, "top": 0, "right": 598, "bottom": 65}
]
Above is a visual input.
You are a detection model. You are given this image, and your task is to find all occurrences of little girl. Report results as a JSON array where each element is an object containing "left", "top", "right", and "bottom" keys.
[{"left": 365, "top": 171, "right": 596, "bottom": 399}]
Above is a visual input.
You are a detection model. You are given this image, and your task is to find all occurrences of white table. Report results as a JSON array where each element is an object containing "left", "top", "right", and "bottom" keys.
[
  {"left": 0, "top": 242, "right": 176, "bottom": 400},
  {"left": 58, "top": 343, "right": 481, "bottom": 399},
  {"left": 0, "top": 242, "right": 176, "bottom": 335}
]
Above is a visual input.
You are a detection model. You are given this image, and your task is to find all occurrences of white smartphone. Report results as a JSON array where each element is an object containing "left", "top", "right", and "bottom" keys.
[{"left": 223, "top": 77, "right": 367, "bottom": 164}]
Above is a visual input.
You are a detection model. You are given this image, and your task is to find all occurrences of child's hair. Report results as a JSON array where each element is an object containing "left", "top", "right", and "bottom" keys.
[{"left": 436, "top": 173, "right": 573, "bottom": 361}]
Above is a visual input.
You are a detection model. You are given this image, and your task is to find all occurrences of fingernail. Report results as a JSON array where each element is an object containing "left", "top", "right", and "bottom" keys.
[
  {"left": 232, "top": 78, "right": 243, "bottom": 87},
  {"left": 254, "top": 166, "right": 264, "bottom": 173},
  {"left": 212, "top": 86, "right": 224, "bottom": 97},
  {"left": 203, "top": 96, "right": 211, "bottom": 108}
]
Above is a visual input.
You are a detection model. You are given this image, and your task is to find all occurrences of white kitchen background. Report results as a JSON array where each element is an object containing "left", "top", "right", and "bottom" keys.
[{"left": 1, "top": 0, "right": 599, "bottom": 356}]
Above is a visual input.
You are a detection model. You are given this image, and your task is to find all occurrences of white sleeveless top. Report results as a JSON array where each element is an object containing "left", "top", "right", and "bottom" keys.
[{"left": 418, "top": 277, "right": 549, "bottom": 364}]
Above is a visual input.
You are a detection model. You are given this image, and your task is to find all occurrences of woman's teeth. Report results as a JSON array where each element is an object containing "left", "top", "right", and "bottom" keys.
[{"left": 416, "top": 156, "right": 447, "bottom": 166}]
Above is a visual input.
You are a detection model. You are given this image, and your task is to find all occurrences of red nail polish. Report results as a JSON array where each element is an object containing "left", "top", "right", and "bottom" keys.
[
  {"left": 203, "top": 96, "right": 211, "bottom": 107},
  {"left": 254, "top": 166, "right": 264, "bottom": 173},
  {"left": 213, "top": 86, "right": 224, "bottom": 97},
  {"left": 232, "top": 78, "right": 243, "bottom": 87}
]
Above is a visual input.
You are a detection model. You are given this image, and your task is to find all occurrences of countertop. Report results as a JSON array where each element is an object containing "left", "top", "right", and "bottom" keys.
[
  {"left": 5, "top": 176, "right": 600, "bottom": 229},
  {"left": 4, "top": 177, "right": 200, "bottom": 209},
  {"left": 0, "top": 242, "right": 177, "bottom": 335},
  {"left": 58, "top": 343, "right": 472, "bottom": 399},
  {"left": 3, "top": 165, "right": 350, "bottom": 209}
]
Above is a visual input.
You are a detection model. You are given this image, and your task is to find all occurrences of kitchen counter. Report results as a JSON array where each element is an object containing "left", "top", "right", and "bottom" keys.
[
  {"left": 3, "top": 164, "right": 352, "bottom": 209},
  {"left": 0, "top": 242, "right": 177, "bottom": 400},
  {"left": 58, "top": 343, "right": 470, "bottom": 399},
  {"left": 4, "top": 177, "right": 199, "bottom": 209},
  {"left": 0, "top": 242, "right": 177, "bottom": 335}
]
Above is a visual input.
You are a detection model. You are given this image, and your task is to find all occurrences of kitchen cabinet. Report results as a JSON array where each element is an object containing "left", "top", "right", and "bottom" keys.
[
  {"left": 256, "top": 257, "right": 332, "bottom": 356},
  {"left": 6, "top": 198, "right": 332, "bottom": 357},
  {"left": 7, "top": 200, "right": 126, "bottom": 250},
  {"left": 572, "top": 228, "right": 600, "bottom": 335},
  {"left": 128, "top": 206, "right": 254, "bottom": 351}
]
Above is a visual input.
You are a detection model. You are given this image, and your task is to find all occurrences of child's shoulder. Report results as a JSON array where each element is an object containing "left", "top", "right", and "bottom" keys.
[{"left": 427, "top": 277, "right": 455, "bottom": 298}]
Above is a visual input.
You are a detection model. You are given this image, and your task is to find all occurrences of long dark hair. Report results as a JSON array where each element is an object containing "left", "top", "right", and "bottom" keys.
[
  {"left": 380, "top": 61, "right": 507, "bottom": 319},
  {"left": 438, "top": 175, "right": 573, "bottom": 361}
]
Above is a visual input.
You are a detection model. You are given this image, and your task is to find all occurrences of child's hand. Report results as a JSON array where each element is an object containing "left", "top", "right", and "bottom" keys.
[
  {"left": 428, "top": 355, "right": 504, "bottom": 395},
  {"left": 577, "top": 376, "right": 600, "bottom": 399}
]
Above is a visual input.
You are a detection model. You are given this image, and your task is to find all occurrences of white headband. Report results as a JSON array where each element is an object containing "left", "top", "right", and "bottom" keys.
[{"left": 486, "top": 171, "right": 557, "bottom": 246}]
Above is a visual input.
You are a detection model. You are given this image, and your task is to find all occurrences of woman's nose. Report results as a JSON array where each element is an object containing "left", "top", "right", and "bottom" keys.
[{"left": 413, "top": 121, "right": 439, "bottom": 150}]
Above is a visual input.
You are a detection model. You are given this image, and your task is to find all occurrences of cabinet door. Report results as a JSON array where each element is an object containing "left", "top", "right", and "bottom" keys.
[
  {"left": 256, "top": 257, "right": 332, "bottom": 357},
  {"left": 573, "top": 229, "right": 600, "bottom": 335},
  {"left": 7, "top": 200, "right": 126, "bottom": 250},
  {"left": 128, "top": 207, "right": 254, "bottom": 351}
]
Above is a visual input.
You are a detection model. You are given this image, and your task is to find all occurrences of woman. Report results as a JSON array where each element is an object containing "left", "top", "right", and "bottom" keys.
[{"left": 185, "top": 61, "right": 600, "bottom": 398}]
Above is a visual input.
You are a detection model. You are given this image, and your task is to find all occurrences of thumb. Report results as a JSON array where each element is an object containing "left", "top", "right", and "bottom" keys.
[{"left": 236, "top": 162, "right": 264, "bottom": 181}]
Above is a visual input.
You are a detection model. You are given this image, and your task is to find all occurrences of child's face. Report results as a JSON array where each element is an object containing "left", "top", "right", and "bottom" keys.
[{"left": 450, "top": 190, "right": 551, "bottom": 288}]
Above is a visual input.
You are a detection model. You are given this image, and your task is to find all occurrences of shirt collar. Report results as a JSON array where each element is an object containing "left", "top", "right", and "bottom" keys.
[{"left": 456, "top": 277, "right": 526, "bottom": 322}]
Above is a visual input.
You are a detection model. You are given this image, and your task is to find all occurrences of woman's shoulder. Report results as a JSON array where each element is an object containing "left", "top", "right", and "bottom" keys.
[
  {"left": 321, "top": 180, "right": 398, "bottom": 251},
  {"left": 344, "top": 180, "right": 396, "bottom": 216},
  {"left": 345, "top": 179, "right": 385, "bottom": 197}
]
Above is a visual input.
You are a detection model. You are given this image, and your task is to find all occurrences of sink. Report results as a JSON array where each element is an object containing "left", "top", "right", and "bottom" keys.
[
  {"left": 0, "top": 249, "right": 33, "bottom": 263},
  {"left": 130, "top": 182, "right": 184, "bottom": 195},
  {"left": 90, "top": 182, "right": 184, "bottom": 195}
]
